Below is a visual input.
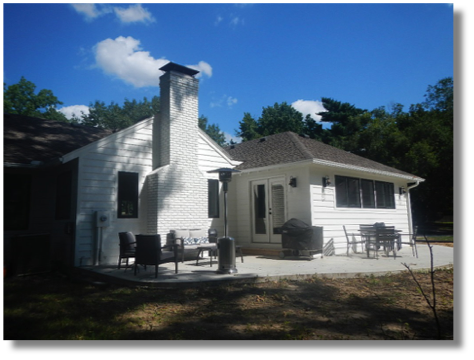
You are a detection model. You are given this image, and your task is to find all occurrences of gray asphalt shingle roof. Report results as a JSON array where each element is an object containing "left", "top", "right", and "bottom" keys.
[
  {"left": 226, "top": 131, "right": 420, "bottom": 179},
  {"left": 3, "top": 114, "right": 112, "bottom": 165}
]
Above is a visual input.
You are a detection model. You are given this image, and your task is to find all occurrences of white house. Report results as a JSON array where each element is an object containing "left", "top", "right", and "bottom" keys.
[{"left": 3, "top": 62, "right": 424, "bottom": 273}]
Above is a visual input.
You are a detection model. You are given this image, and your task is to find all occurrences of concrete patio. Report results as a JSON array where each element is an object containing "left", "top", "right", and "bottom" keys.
[{"left": 77, "top": 244, "right": 454, "bottom": 288}]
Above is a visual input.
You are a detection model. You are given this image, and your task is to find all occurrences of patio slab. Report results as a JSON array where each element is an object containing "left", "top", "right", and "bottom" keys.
[{"left": 79, "top": 244, "right": 454, "bottom": 288}]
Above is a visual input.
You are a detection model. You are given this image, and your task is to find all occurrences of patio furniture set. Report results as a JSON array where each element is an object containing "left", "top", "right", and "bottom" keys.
[
  {"left": 118, "top": 229, "right": 243, "bottom": 278},
  {"left": 343, "top": 223, "right": 419, "bottom": 259},
  {"left": 117, "top": 223, "right": 419, "bottom": 278}
]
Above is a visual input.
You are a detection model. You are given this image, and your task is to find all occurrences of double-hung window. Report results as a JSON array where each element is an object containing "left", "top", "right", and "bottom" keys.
[{"left": 335, "top": 175, "right": 395, "bottom": 209}]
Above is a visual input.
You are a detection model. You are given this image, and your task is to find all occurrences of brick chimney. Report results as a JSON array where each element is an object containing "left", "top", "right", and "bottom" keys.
[
  {"left": 153, "top": 62, "right": 200, "bottom": 169},
  {"left": 147, "top": 62, "right": 207, "bottom": 234}
]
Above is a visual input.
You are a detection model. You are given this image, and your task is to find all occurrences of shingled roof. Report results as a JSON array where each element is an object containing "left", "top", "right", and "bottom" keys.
[
  {"left": 226, "top": 132, "right": 422, "bottom": 180},
  {"left": 3, "top": 114, "right": 112, "bottom": 166}
]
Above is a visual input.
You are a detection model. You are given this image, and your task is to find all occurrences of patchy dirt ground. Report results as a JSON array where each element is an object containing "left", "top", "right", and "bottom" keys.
[
  {"left": 122, "top": 266, "right": 453, "bottom": 340},
  {"left": 4, "top": 246, "right": 454, "bottom": 340}
]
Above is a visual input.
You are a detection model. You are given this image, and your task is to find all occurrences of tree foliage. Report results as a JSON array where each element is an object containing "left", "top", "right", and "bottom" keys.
[
  {"left": 80, "top": 97, "right": 160, "bottom": 132},
  {"left": 198, "top": 115, "right": 227, "bottom": 146},
  {"left": 4, "top": 76, "right": 68, "bottom": 121}
]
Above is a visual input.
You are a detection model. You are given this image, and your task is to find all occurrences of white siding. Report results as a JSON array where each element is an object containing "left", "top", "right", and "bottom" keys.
[
  {"left": 230, "top": 163, "right": 312, "bottom": 250},
  {"left": 230, "top": 162, "right": 413, "bottom": 254},
  {"left": 71, "top": 119, "right": 154, "bottom": 266},
  {"left": 309, "top": 165, "right": 411, "bottom": 254}
]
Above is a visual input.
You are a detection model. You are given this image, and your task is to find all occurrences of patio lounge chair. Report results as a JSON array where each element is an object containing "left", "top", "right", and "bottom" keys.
[
  {"left": 118, "top": 232, "right": 136, "bottom": 269},
  {"left": 134, "top": 234, "right": 179, "bottom": 278}
]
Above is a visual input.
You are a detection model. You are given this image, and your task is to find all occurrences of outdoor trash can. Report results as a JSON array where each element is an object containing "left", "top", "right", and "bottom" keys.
[{"left": 217, "top": 237, "right": 238, "bottom": 274}]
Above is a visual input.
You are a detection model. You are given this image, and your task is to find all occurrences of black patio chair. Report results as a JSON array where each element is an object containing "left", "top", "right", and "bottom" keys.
[
  {"left": 118, "top": 232, "right": 136, "bottom": 269},
  {"left": 134, "top": 234, "right": 178, "bottom": 278}
]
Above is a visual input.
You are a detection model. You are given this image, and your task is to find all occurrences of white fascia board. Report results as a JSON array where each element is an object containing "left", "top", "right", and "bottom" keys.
[
  {"left": 311, "top": 158, "right": 425, "bottom": 182},
  {"left": 237, "top": 159, "right": 314, "bottom": 174}
]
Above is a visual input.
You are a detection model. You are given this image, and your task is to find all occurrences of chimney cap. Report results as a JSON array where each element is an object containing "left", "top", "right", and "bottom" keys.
[{"left": 160, "top": 62, "right": 200, "bottom": 77}]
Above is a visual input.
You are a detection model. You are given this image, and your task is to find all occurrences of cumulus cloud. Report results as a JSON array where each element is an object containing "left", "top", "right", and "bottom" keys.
[
  {"left": 59, "top": 105, "right": 90, "bottom": 120},
  {"left": 113, "top": 4, "right": 155, "bottom": 24},
  {"left": 291, "top": 100, "right": 327, "bottom": 121},
  {"left": 210, "top": 94, "right": 238, "bottom": 109},
  {"left": 71, "top": 4, "right": 154, "bottom": 24},
  {"left": 94, "top": 36, "right": 212, "bottom": 87}
]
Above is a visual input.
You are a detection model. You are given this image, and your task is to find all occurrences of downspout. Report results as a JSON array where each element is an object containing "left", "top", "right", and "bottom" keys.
[{"left": 406, "top": 181, "right": 420, "bottom": 235}]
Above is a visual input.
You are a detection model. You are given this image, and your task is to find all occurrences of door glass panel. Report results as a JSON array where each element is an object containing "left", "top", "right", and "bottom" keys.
[
  {"left": 254, "top": 184, "right": 267, "bottom": 234},
  {"left": 271, "top": 184, "right": 285, "bottom": 234}
]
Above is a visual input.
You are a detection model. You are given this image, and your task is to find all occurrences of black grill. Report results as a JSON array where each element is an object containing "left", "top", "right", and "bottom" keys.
[{"left": 279, "top": 218, "right": 323, "bottom": 259}]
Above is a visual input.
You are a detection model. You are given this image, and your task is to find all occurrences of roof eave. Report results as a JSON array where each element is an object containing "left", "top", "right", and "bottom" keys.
[{"left": 311, "top": 159, "right": 425, "bottom": 182}]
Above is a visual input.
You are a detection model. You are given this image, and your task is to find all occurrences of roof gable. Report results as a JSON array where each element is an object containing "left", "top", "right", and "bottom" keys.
[{"left": 226, "top": 132, "right": 422, "bottom": 180}]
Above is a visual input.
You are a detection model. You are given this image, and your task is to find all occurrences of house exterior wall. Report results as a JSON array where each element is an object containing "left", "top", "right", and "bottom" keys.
[
  {"left": 229, "top": 162, "right": 414, "bottom": 254},
  {"left": 229, "top": 162, "right": 312, "bottom": 250},
  {"left": 308, "top": 165, "right": 411, "bottom": 254},
  {"left": 63, "top": 67, "right": 235, "bottom": 267},
  {"left": 68, "top": 119, "right": 154, "bottom": 266}
]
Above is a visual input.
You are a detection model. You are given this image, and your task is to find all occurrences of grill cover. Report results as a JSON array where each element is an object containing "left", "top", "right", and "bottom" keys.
[{"left": 280, "top": 218, "right": 323, "bottom": 251}]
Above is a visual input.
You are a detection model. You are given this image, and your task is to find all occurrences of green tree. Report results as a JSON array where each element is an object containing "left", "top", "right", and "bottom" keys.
[
  {"left": 236, "top": 102, "right": 306, "bottom": 141},
  {"left": 80, "top": 96, "right": 160, "bottom": 132},
  {"left": 317, "top": 97, "right": 368, "bottom": 149},
  {"left": 257, "top": 102, "right": 304, "bottom": 136},
  {"left": 4, "top": 76, "right": 67, "bottom": 121},
  {"left": 236, "top": 112, "right": 259, "bottom": 141},
  {"left": 198, "top": 115, "right": 227, "bottom": 147}
]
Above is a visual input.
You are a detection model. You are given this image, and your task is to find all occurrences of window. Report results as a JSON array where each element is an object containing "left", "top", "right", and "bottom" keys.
[
  {"left": 4, "top": 173, "right": 31, "bottom": 230},
  {"left": 375, "top": 181, "right": 395, "bottom": 208},
  {"left": 118, "top": 172, "right": 138, "bottom": 218},
  {"left": 335, "top": 175, "right": 395, "bottom": 209},
  {"left": 335, "top": 176, "right": 361, "bottom": 208},
  {"left": 208, "top": 179, "right": 220, "bottom": 218}
]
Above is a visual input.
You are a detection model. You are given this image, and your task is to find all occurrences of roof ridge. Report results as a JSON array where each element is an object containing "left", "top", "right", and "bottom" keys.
[{"left": 287, "top": 132, "right": 314, "bottom": 160}]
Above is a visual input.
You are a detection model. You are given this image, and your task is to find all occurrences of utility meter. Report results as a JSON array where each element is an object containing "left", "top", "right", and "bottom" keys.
[{"left": 95, "top": 211, "right": 110, "bottom": 227}]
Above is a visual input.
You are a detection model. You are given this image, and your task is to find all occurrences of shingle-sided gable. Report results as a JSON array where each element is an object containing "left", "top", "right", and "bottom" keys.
[
  {"left": 226, "top": 131, "right": 422, "bottom": 180},
  {"left": 3, "top": 114, "right": 112, "bottom": 165}
]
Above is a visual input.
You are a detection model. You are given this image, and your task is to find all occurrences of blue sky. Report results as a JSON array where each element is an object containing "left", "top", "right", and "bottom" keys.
[{"left": 3, "top": 2, "right": 453, "bottom": 142}]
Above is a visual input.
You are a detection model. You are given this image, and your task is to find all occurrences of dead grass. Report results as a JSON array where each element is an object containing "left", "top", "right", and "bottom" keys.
[{"left": 4, "top": 263, "right": 453, "bottom": 340}]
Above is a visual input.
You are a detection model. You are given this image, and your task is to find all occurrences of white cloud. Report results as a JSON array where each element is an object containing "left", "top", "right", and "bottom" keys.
[
  {"left": 210, "top": 94, "right": 237, "bottom": 109},
  {"left": 227, "top": 96, "right": 238, "bottom": 107},
  {"left": 188, "top": 61, "right": 213, "bottom": 79},
  {"left": 71, "top": 4, "right": 105, "bottom": 20},
  {"left": 291, "top": 100, "right": 327, "bottom": 121},
  {"left": 72, "top": 4, "right": 154, "bottom": 24},
  {"left": 59, "top": 105, "right": 90, "bottom": 119},
  {"left": 113, "top": 4, "right": 155, "bottom": 24},
  {"left": 94, "top": 36, "right": 212, "bottom": 88}
]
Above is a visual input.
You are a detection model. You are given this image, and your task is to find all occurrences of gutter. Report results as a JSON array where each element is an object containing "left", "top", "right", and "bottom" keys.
[
  {"left": 4, "top": 157, "right": 63, "bottom": 169},
  {"left": 406, "top": 181, "right": 421, "bottom": 235}
]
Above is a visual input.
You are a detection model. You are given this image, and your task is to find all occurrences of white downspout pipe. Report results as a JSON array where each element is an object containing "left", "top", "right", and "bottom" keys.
[{"left": 406, "top": 181, "right": 421, "bottom": 235}]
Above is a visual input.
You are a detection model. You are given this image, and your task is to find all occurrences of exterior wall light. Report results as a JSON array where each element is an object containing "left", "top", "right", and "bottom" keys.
[
  {"left": 289, "top": 176, "right": 297, "bottom": 188},
  {"left": 399, "top": 187, "right": 406, "bottom": 195},
  {"left": 322, "top": 176, "right": 331, "bottom": 187}
]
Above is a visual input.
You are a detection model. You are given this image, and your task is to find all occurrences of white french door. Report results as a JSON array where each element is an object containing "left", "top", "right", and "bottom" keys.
[{"left": 251, "top": 178, "right": 286, "bottom": 243}]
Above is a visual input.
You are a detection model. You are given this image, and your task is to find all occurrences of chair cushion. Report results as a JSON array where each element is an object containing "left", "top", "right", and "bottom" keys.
[{"left": 174, "top": 229, "right": 190, "bottom": 239}]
